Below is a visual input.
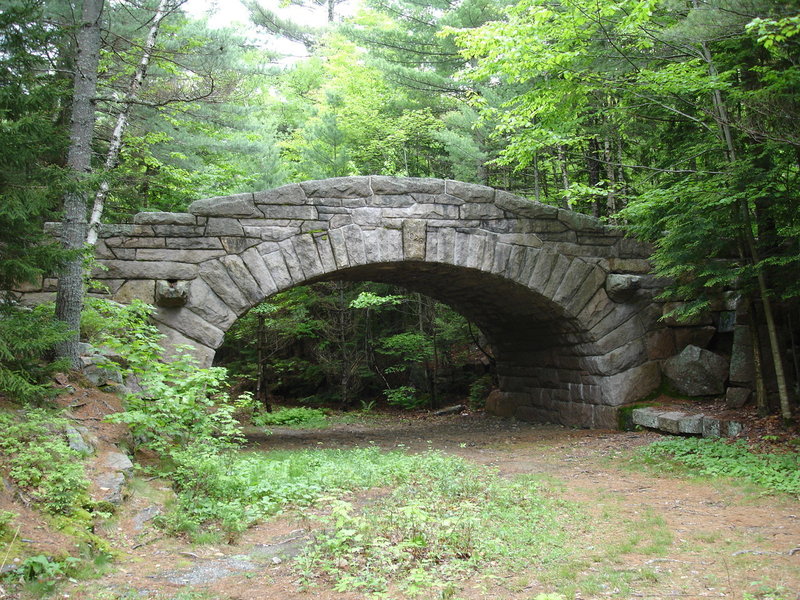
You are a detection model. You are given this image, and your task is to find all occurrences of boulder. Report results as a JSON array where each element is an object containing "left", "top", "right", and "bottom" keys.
[
  {"left": 663, "top": 345, "right": 728, "bottom": 396},
  {"left": 64, "top": 424, "right": 93, "bottom": 454},
  {"left": 81, "top": 356, "right": 123, "bottom": 387},
  {"left": 725, "top": 386, "right": 752, "bottom": 409}
]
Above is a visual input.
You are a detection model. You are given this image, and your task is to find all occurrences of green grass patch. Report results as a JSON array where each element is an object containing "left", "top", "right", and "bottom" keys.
[
  {"left": 163, "top": 445, "right": 490, "bottom": 538},
  {"left": 637, "top": 437, "right": 800, "bottom": 495},
  {"left": 252, "top": 406, "right": 329, "bottom": 428},
  {"left": 296, "top": 465, "right": 576, "bottom": 597},
  {"left": 160, "top": 445, "right": 578, "bottom": 597}
]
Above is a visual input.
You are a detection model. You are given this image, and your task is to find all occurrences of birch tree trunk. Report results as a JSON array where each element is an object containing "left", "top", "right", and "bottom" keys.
[
  {"left": 55, "top": 0, "right": 104, "bottom": 368},
  {"left": 86, "top": 0, "right": 173, "bottom": 246}
]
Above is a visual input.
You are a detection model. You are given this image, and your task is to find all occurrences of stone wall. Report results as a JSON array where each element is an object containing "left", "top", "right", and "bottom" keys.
[{"left": 23, "top": 176, "right": 719, "bottom": 428}]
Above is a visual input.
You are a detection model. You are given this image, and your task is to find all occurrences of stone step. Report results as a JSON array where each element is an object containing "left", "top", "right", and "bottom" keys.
[{"left": 632, "top": 406, "right": 743, "bottom": 438}]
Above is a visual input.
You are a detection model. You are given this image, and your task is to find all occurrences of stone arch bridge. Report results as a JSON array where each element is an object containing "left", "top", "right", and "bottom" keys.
[{"left": 45, "top": 177, "right": 701, "bottom": 427}]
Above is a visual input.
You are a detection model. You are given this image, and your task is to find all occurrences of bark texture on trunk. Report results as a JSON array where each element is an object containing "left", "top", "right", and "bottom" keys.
[{"left": 55, "top": 0, "right": 104, "bottom": 368}]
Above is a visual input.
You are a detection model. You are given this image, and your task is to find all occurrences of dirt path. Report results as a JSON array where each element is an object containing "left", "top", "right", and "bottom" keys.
[{"left": 62, "top": 413, "right": 799, "bottom": 600}]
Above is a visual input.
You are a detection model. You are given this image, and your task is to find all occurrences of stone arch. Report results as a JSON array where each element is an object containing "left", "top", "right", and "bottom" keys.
[{"left": 88, "top": 176, "right": 666, "bottom": 428}]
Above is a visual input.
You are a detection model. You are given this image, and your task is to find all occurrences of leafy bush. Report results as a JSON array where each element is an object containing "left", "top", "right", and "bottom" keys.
[
  {"left": 90, "top": 299, "right": 243, "bottom": 453},
  {"left": 0, "top": 304, "right": 70, "bottom": 402},
  {"left": 252, "top": 406, "right": 327, "bottom": 428},
  {"left": 468, "top": 374, "right": 493, "bottom": 410},
  {"left": 107, "top": 351, "right": 242, "bottom": 453},
  {"left": 0, "top": 510, "right": 16, "bottom": 540},
  {"left": 384, "top": 385, "right": 425, "bottom": 409},
  {"left": 639, "top": 438, "right": 800, "bottom": 495},
  {"left": 0, "top": 410, "right": 89, "bottom": 514}
]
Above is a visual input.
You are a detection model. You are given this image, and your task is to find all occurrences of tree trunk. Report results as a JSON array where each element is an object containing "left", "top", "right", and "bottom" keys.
[
  {"left": 744, "top": 296, "right": 769, "bottom": 417},
  {"left": 604, "top": 135, "right": 616, "bottom": 218},
  {"left": 532, "top": 153, "right": 541, "bottom": 202},
  {"left": 255, "top": 313, "right": 271, "bottom": 412},
  {"left": 86, "top": 0, "right": 172, "bottom": 246},
  {"left": 557, "top": 144, "right": 570, "bottom": 209},
  {"left": 55, "top": 0, "right": 104, "bottom": 368},
  {"left": 697, "top": 20, "right": 793, "bottom": 419}
]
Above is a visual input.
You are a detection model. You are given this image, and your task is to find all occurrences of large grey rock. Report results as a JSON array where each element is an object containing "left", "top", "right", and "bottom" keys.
[
  {"left": 94, "top": 471, "right": 126, "bottom": 505},
  {"left": 102, "top": 451, "right": 133, "bottom": 475},
  {"left": 300, "top": 176, "right": 372, "bottom": 198},
  {"left": 133, "top": 212, "right": 197, "bottom": 226},
  {"left": 632, "top": 407, "right": 660, "bottom": 428},
  {"left": 494, "top": 191, "right": 558, "bottom": 218},
  {"left": 663, "top": 345, "right": 728, "bottom": 396},
  {"left": 725, "top": 386, "right": 751, "bottom": 409},
  {"left": 155, "top": 280, "right": 189, "bottom": 307},
  {"left": 729, "top": 325, "right": 754, "bottom": 384},
  {"left": 253, "top": 183, "right": 306, "bottom": 205},
  {"left": 133, "top": 505, "right": 162, "bottom": 531},
  {"left": 445, "top": 180, "right": 494, "bottom": 202},
  {"left": 599, "top": 362, "right": 661, "bottom": 406},
  {"left": 65, "top": 425, "right": 93, "bottom": 454},
  {"left": 96, "top": 260, "right": 198, "bottom": 280},
  {"left": 81, "top": 357, "right": 123, "bottom": 387}
]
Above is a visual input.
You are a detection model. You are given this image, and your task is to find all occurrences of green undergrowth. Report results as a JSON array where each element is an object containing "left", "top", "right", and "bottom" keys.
[
  {"left": 0, "top": 406, "right": 115, "bottom": 597},
  {"left": 637, "top": 437, "right": 800, "bottom": 495},
  {"left": 162, "top": 446, "right": 516, "bottom": 541},
  {"left": 293, "top": 455, "right": 576, "bottom": 598},
  {"left": 0, "top": 408, "right": 90, "bottom": 515},
  {"left": 252, "top": 406, "right": 328, "bottom": 428}
]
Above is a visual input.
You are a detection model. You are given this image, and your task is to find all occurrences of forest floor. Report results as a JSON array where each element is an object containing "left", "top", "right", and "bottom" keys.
[{"left": 40, "top": 409, "right": 798, "bottom": 600}]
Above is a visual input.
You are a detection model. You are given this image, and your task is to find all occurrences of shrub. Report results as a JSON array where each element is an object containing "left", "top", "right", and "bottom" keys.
[
  {"left": 468, "top": 374, "right": 493, "bottom": 410},
  {"left": 384, "top": 386, "right": 425, "bottom": 410},
  {"left": 252, "top": 406, "right": 327, "bottom": 428},
  {"left": 0, "top": 304, "right": 70, "bottom": 402},
  {"left": 90, "top": 299, "right": 243, "bottom": 453},
  {"left": 0, "top": 410, "right": 89, "bottom": 515}
]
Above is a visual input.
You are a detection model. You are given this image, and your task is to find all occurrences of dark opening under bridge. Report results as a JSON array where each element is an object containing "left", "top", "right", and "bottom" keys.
[{"left": 52, "top": 176, "right": 700, "bottom": 427}]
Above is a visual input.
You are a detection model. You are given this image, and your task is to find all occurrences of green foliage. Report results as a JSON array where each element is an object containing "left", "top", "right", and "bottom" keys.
[
  {"left": 162, "top": 446, "right": 478, "bottom": 540},
  {"left": 468, "top": 374, "right": 493, "bottom": 410},
  {"left": 108, "top": 353, "right": 242, "bottom": 454},
  {"left": 639, "top": 438, "right": 800, "bottom": 495},
  {"left": 297, "top": 457, "right": 573, "bottom": 596},
  {"left": 0, "top": 304, "right": 71, "bottom": 402},
  {"left": 0, "top": 410, "right": 89, "bottom": 515},
  {"left": 81, "top": 299, "right": 242, "bottom": 453},
  {"left": 384, "top": 386, "right": 425, "bottom": 410},
  {"left": 377, "top": 332, "right": 433, "bottom": 374},
  {"left": 218, "top": 282, "right": 481, "bottom": 410},
  {"left": 0, "top": 0, "right": 70, "bottom": 291},
  {"left": 252, "top": 406, "right": 327, "bottom": 428},
  {"left": 0, "top": 510, "right": 16, "bottom": 540}
]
